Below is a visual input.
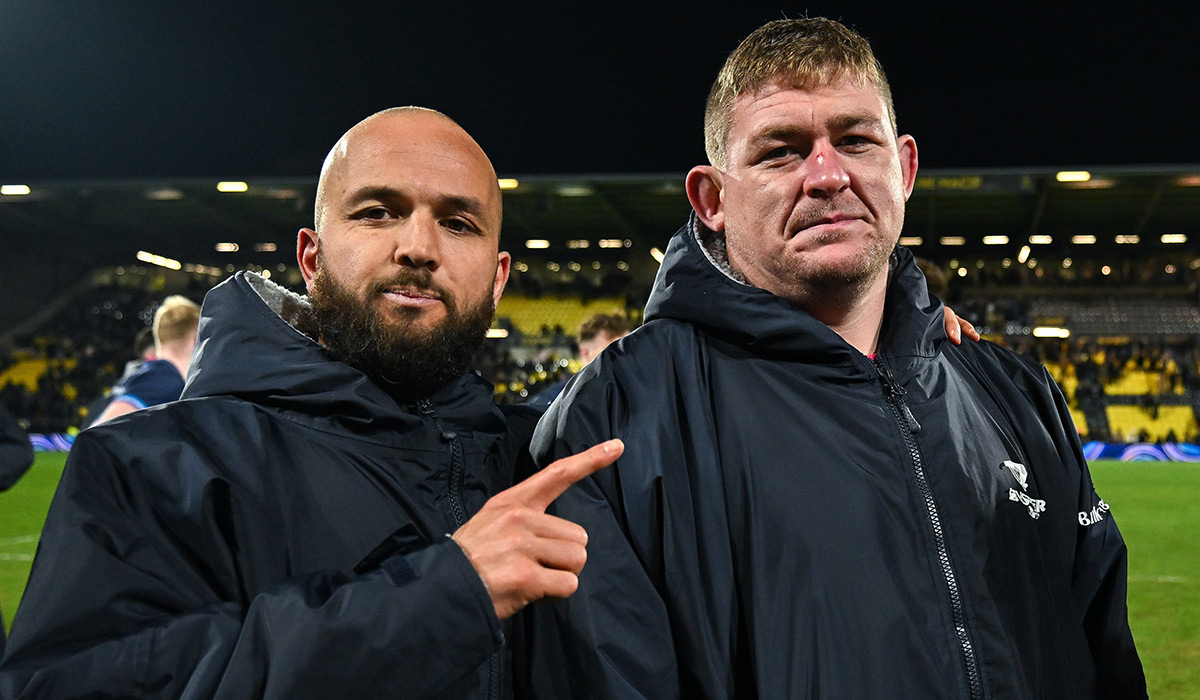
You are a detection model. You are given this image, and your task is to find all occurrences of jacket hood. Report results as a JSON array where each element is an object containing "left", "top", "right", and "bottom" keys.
[
  {"left": 644, "top": 215, "right": 947, "bottom": 379},
  {"left": 182, "top": 272, "right": 503, "bottom": 437}
]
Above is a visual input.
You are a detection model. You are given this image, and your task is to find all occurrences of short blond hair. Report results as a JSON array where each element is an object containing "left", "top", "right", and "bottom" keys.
[
  {"left": 703, "top": 17, "right": 897, "bottom": 170},
  {"left": 152, "top": 295, "right": 200, "bottom": 346},
  {"left": 578, "top": 313, "right": 632, "bottom": 343}
]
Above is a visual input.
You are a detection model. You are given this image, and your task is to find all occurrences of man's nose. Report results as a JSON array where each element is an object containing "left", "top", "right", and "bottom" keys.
[
  {"left": 803, "top": 149, "right": 851, "bottom": 198},
  {"left": 394, "top": 214, "right": 440, "bottom": 270}
]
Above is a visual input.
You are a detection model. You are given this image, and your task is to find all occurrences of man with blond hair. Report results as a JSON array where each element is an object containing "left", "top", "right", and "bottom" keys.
[
  {"left": 523, "top": 18, "right": 1146, "bottom": 699},
  {"left": 91, "top": 294, "right": 200, "bottom": 424}
]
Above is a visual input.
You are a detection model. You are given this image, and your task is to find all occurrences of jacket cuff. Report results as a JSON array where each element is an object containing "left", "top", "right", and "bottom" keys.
[{"left": 382, "top": 539, "right": 504, "bottom": 649}]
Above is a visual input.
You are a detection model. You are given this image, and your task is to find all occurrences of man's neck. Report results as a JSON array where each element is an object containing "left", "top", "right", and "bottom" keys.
[
  {"left": 799, "top": 266, "right": 890, "bottom": 356},
  {"left": 156, "top": 344, "right": 193, "bottom": 380}
]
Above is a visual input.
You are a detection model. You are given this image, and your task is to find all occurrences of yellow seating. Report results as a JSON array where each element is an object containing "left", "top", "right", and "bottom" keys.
[
  {"left": 495, "top": 296, "right": 626, "bottom": 339},
  {"left": 0, "top": 357, "right": 79, "bottom": 392},
  {"left": 1068, "top": 407, "right": 1088, "bottom": 436},
  {"left": 1105, "top": 405, "right": 1197, "bottom": 442},
  {"left": 1, "top": 359, "right": 49, "bottom": 392},
  {"left": 1103, "top": 370, "right": 1185, "bottom": 396}
]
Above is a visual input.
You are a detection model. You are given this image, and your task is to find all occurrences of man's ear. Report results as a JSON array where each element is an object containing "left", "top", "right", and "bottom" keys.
[
  {"left": 898, "top": 135, "right": 919, "bottom": 200},
  {"left": 297, "top": 228, "right": 320, "bottom": 292},
  {"left": 685, "top": 166, "right": 726, "bottom": 231},
  {"left": 492, "top": 251, "right": 511, "bottom": 309}
]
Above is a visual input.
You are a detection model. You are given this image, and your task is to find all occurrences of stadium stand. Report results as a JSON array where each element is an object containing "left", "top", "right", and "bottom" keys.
[
  {"left": 4, "top": 255, "right": 1200, "bottom": 444},
  {"left": 495, "top": 294, "right": 629, "bottom": 342}
]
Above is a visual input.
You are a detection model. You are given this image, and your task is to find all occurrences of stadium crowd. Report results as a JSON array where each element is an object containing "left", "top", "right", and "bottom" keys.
[{"left": 3, "top": 273, "right": 1200, "bottom": 444}]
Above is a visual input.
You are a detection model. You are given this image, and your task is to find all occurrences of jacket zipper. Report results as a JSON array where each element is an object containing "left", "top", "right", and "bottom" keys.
[
  {"left": 872, "top": 357, "right": 983, "bottom": 700},
  {"left": 417, "top": 399, "right": 501, "bottom": 700}
]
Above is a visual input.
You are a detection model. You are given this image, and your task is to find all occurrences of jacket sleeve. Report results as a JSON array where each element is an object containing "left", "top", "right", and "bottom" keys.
[
  {"left": 515, "top": 360, "right": 681, "bottom": 700},
  {"left": 1042, "top": 370, "right": 1147, "bottom": 698},
  {"left": 0, "top": 405, "right": 33, "bottom": 492},
  {"left": 0, "top": 433, "right": 503, "bottom": 699}
]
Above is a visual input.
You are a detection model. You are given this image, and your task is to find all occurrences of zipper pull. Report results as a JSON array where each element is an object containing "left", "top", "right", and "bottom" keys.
[
  {"left": 898, "top": 402, "right": 921, "bottom": 434},
  {"left": 873, "top": 357, "right": 922, "bottom": 433},
  {"left": 415, "top": 400, "right": 457, "bottom": 441}
]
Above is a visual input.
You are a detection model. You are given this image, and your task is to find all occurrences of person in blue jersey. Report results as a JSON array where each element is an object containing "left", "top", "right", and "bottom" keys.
[
  {"left": 1, "top": 107, "right": 621, "bottom": 699},
  {"left": 90, "top": 295, "right": 200, "bottom": 425},
  {"left": 520, "top": 18, "right": 1146, "bottom": 700}
]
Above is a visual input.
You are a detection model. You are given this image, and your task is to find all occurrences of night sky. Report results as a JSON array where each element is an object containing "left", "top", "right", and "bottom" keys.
[{"left": 2, "top": 2, "right": 1196, "bottom": 181}]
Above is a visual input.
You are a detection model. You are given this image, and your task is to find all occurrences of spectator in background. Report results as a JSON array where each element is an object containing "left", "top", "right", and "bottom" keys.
[
  {"left": 0, "top": 402, "right": 34, "bottom": 657},
  {"left": 89, "top": 295, "right": 199, "bottom": 425},
  {"left": 915, "top": 256, "right": 948, "bottom": 299},
  {"left": 80, "top": 326, "right": 157, "bottom": 426},
  {"left": 125, "top": 325, "right": 157, "bottom": 376},
  {"left": 527, "top": 312, "right": 633, "bottom": 407}
]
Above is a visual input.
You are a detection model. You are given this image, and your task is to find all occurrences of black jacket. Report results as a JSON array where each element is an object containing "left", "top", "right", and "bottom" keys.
[
  {"left": 521, "top": 219, "right": 1146, "bottom": 699},
  {"left": 0, "top": 403, "right": 34, "bottom": 658},
  {"left": 1, "top": 272, "right": 538, "bottom": 699},
  {"left": 0, "top": 403, "right": 33, "bottom": 493}
]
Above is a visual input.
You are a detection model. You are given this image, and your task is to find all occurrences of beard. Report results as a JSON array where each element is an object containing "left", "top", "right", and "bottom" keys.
[
  {"left": 784, "top": 203, "right": 896, "bottom": 290},
  {"left": 788, "top": 231, "right": 893, "bottom": 290},
  {"left": 304, "top": 261, "right": 496, "bottom": 403}
]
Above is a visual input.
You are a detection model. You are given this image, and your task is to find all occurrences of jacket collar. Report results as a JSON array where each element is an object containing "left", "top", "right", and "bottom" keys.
[
  {"left": 644, "top": 214, "right": 946, "bottom": 381},
  {"left": 182, "top": 272, "right": 504, "bottom": 440}
]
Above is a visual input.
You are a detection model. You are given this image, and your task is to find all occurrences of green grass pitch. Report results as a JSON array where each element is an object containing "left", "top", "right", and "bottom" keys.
[{"left": 1, "top": 454, "right": 1196, "bottom": 696}]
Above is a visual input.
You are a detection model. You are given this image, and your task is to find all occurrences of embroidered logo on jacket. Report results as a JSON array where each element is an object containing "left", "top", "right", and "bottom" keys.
[
  {"left": 1078, "top": 498, "right": 1110, "bottom": 526},
  {"left": 1004, "top": 459, "right": 1029, "bottom": 490},
  {"left": 1002, "top": 460, "right": 1045, "bottom": 519}
]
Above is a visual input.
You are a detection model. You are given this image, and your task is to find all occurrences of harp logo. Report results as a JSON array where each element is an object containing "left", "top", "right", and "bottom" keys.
[{"left": 1002, "top": 460, "right": 1045, "bottom": 519}]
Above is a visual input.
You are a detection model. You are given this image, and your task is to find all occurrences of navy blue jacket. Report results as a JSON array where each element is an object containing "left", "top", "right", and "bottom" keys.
[
  {"left": 0, "top": 403, "right": 34, "bottom": 658},
  {"left": 1, "top": 272, "right": 539, "bottom": 699},
  {"left": 0, "top": 404, "right": 32, "bottom": 493},
  {"left": 521, "top": 218, "right": 1146, "bottom": 699}
]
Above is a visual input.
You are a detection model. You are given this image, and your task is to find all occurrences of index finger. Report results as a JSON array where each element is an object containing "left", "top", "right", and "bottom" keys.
[{"left": 503, "top": 439, "right": 624, "bottom": 511}]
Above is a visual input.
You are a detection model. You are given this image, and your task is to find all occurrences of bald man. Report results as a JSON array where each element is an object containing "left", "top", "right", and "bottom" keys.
[{"left": 0, "top": 108, "right": 621, "bottom": 699}]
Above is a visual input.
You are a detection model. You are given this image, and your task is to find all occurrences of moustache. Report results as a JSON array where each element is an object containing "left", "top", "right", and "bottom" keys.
[
  {"left": 368, "top": 270, "right": 456, "bottom": 311},
  {"left": 788, "top": 204, "right": 866, "bottom": 237}
]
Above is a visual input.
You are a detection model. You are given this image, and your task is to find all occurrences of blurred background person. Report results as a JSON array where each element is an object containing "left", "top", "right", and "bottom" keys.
[
  {"left": 527, "top": 312, "right": 633, "bottom": 408},
  {"left": 89, "top": 295, "right": 199, "bottom": 426},
  {"left": 80, "top": 325, "right": 156, "bottom": 426}
]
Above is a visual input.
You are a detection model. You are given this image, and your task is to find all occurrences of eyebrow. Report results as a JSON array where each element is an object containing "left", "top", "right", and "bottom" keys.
[{"left": 828, "top": 112, "right": 887, "bottom": 132}]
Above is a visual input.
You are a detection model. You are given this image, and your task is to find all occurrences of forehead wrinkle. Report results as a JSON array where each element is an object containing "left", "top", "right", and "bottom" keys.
[
  {"left": 340, "top": 185, "right": 409, "bottom": 212},
  {"left": 827, "top": 111, "right": 887, "bottom": 132},
  {"left": 752, "top": 124, "right": 809, "bottom": 143}
]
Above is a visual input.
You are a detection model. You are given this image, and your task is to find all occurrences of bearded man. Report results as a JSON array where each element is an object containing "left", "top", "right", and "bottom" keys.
[{"left": 0, "top": 107, "right": 621, "bottom": 699}]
